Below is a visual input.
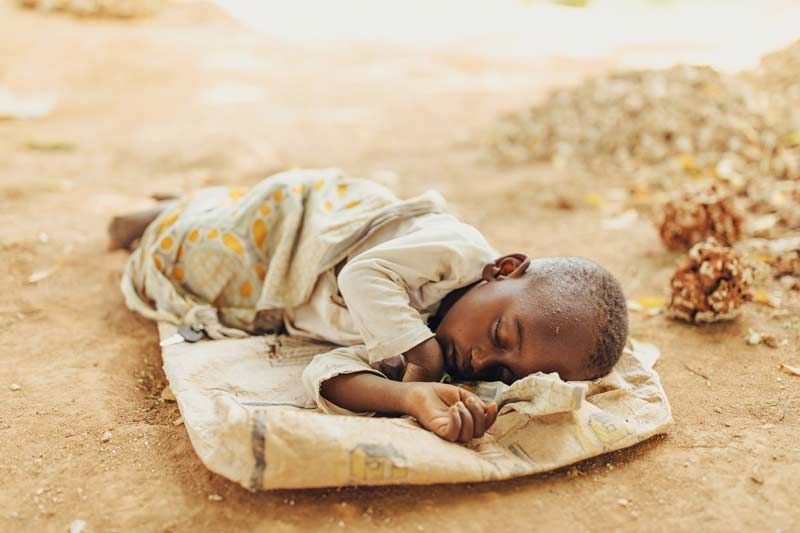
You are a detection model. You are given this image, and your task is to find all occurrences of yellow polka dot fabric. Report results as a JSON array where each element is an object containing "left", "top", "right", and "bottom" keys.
[{"left": 121, "top": 168, "right": 445, "bottom": 335}]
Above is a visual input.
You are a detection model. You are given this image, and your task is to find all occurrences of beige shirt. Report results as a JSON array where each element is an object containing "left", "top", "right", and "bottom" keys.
[{"left": 294, "top": 212, "right": 498, "bottom": 414}]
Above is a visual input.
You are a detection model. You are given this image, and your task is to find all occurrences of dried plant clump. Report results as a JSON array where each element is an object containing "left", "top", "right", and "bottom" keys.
[
  {"left": 770, "top": 250, "right": 800, "bottom": 276},
  {"left": 668, "top": 238, "right": 754, "bottom": 324},
  {"left": 487, "top": 64, "right": 798, "bottom": 187},
  {"left": 752, "top": 39, "right": 800, "bottom": 104},
  {"left": 769, "top": 250, "right": 800, "bottom": 290},
  {"left": 658, "top": 185, "right": 743, "bottom": 251},
  {"left": 17, "top": 0, "right": 167, "bottom": 18},
  {"left": 745, "top": 178, "right": 800, "bottom": 234}
]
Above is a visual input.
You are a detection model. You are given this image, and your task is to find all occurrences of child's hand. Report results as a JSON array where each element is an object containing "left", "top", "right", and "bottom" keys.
[
  {"left": 403, "top": 337, "right": 445, "bottom": 383},
  {"left": 406, "top": 382, "right": 498, "bottom": 442}
]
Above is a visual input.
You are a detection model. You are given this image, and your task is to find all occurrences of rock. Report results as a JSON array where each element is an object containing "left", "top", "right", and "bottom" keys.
[
  {"left": 100, "top": 430, "right": 112, "bottom": 443},
  {"left": 745, "top": 330, "right": 778, "bottom": 348},
  {"left": 668, "top": 238, "right": 754, "bottom": 323},
  {"left": 746, "top": 330, "right": 762, "bottom": 345},
  {"left": 69, "top": 519, "right": 87, "bottom": 533},
  {"left": 160, "top": 384, "right": 176, "bottom": 402},
  {"left": 9, "top": 383, "right": 21, "bottom": 391}
]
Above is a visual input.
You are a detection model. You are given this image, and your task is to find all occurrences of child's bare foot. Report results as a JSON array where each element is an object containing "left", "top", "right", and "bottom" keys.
[{"left": 108, "top": 204, "right": 168, "bottom": 251}]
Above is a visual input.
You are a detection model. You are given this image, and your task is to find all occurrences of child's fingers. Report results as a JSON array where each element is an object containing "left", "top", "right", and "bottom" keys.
[
  {"left": 440, "top": 404, "right": 462, "bottom": 442},
  {"left": 455, "top": 401, "right": 474, "bottom": 442},
  {"left": 458, "top": 388, "right": 487, "bottom": 409},
  {"left": 465, "top": 396, "right": 486, "bottom": 437},
  {"left": 484, "top": 403, "right": 498, "bottom": 430}
]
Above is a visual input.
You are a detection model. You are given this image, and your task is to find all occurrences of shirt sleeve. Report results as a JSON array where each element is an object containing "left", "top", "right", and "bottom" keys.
[
  {"left": 336, "top": 216, "right": 498, "bottom": 364},
  {"left": 301, "top": 345, "right": 387, "bottom": 416}
]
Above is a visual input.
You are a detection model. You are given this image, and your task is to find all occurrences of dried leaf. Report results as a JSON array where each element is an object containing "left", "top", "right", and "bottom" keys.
[
  {"left": 0, "top": 88, "right": 57, "bottom": 120},
  {"left": 676, "top": 153, "right": 697, "bottom": 173},
  {"left": 582, "top": 193, "right": 605, "bottom": 208},
  {"left": 24, "top": 140, "right": 77, "bottom": 152},
  {"left": 69, "top": 519, "right": 87, "bottom": 533},
  {"left": 637, "top": 296, "right": 667, "bottom": 309},
  {"left": 602, "top": 209, "right": 638, "bottom": 230},
  {"left": 629, "top": 296, "right": 666, "bottom": 316},
  {"left": 27, "top": 260, "right": 63, "bottom": 284},
  {"left": 779, "top": 363, "right": 800, "bottom": 376},
  {"left": 160, "top": 384, "right": 176, "bottom": 402},
  {"left": 744, "top": 214, "right": 778, "bottom": 236},
  {"left": 745, "top": 253, "right": 774, "bottom": 264},
  {"left": 753, "top": 289, "right": 781, "bottom": 308}
]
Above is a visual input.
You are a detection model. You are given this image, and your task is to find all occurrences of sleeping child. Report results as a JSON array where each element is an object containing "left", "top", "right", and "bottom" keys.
[{"left": 112, "top": 168, "right": 628, "bottom": 443}]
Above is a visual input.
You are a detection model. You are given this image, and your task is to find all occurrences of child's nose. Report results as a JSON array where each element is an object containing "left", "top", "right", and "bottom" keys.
[{"left": 470, "top": 344, "right": 500, "bottom": 374}]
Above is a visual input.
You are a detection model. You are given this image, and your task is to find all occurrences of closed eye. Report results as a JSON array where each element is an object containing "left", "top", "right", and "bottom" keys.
[{"left": 492, "top": 316, "right": 502, "bottom": 348}]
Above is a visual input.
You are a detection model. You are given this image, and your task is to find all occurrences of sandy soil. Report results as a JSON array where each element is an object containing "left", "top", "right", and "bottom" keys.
[{"left": 1, "top": 2, "right": 798, "bottom": 531}]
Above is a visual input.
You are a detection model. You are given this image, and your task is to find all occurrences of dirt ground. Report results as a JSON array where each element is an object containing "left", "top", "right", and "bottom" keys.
[{"left": 1, "top": 2, "right": 798, "bottom": 532}]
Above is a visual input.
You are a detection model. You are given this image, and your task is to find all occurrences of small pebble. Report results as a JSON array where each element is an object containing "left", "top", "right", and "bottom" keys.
[
  {"left": 69, "top": 519, "right": 87, "bottom": 533},
  {"left": 751, "top": 468, "right": 765, "bottom": 485},
  {"left": 208, "top": 494, "right": 223, "bottom": 501},
  {"left": 616, "top": 498, "right": 630, "bottom": 507},
  {"left": 100, "top": 430, "right": 112, "bottom": 443},
  {"left": 745, "top": 330, "right": 762, "bottom": 345},
  {"left": 35, "top": 488, "right": 45, "bottom": 496},
  {"left": 9, "top": 383, "right": 21, "bottom": 391}
]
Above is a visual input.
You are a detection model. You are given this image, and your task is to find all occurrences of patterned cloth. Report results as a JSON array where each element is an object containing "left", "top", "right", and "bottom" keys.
[{"left": 121, "top": 168, "right": 446, "bottom": 338}]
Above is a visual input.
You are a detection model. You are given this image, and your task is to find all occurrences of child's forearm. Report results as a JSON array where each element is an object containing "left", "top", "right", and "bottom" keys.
[
  {"left": 403, "top": 337, "right": 444, "bottom": 382},
  {"left": 320, "top": 372, "right": 417, "bottom": 415}
]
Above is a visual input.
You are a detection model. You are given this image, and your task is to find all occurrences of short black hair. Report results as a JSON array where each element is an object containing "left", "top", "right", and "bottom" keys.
[{"left": 525, "top": 257, "right": 628, "bottom": 379}]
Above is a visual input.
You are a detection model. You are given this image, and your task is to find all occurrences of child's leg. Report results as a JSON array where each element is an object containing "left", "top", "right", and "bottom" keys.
[{"left": 108, "top": 201, "right": 173, "bottom": 250}]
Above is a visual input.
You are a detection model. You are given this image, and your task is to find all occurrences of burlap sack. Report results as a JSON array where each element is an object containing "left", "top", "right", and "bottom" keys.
[{"left": 159, "top": 323, "right": 672, "bottom": 490}]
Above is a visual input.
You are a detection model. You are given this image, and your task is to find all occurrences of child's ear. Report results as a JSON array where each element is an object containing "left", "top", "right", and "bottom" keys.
[{"left": 482, "top": 254, "right": 530, "bottom": 281}]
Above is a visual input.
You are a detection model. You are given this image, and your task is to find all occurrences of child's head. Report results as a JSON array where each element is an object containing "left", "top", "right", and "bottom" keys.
[{"left": 435, "top": 254, "right": 628, "bottom": 383}]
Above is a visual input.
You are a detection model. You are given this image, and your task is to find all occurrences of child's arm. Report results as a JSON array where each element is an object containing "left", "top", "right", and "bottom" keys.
[
  {"left": 402, "top": 337, "right": 445, "bottom": 382},
  {"left": 320, "top": 372, "right": 497, "bottom": 442},
  {"left": 335, "top": 219, "right": 496, "bottom": 376}
]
